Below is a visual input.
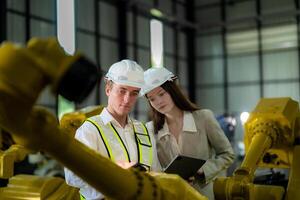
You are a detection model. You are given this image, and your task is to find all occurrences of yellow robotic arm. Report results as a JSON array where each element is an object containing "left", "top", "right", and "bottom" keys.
[
  {"left": 214, "top": 97, "right": 300, "bottom": 200},
  {"left": 0, "top": 38, "right": 207, "bottom": 200},
  {"left": 0, "top": 144, "right": 29, "bottom": 179},
  {"left": 60, "top": 105, "right": 104, "bottom": 137},
  {"left": 0, "top": 129, "right": 28, "bottom": 179}
]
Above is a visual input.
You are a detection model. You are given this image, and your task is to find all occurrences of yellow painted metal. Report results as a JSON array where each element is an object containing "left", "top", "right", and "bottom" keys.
[
  {"left": 214, "top": 97, "right": 300, "bottom": 200},
  {"left": 252, "top": 184, "right": 285, "bottom": 199},
  {"left": 0, "top": 174, "right": 80, "bottom": 200},
  {"left": 0, "top": 144, "right": 29, "bottom": 178},
  {"left": 285, "top": 145, "right": 300, "bottom": 200},
  {"left": 60, "top": 105, "right": 104, "bottom": 137},
  {"left": 214, "top": 176, "right": 285, "bottom": 200},
  {"left": 244, "top": 97, "right": 297, "bottom": 169},
  {"left": 0, "top": 38, "right": 207, "bottom": 200}
]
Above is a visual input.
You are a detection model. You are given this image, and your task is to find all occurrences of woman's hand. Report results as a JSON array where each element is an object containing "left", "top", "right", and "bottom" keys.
[
  {"left": 187, "top": 176, "right": 195, "bottom": 185},
  {"left": 195, "top": 168, "right": 206, "bottom": 185},
  {"left": 197, "top": 168, "right": 204, "bottom": 175}
]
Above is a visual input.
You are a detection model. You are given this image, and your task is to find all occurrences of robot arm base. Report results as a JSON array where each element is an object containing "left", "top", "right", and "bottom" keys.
[
  {"left": 0, "top": 145, "right": 29, "bottom": 179},
  {"left": 214, "top": 171, "right": 285, "bottom": 200}
]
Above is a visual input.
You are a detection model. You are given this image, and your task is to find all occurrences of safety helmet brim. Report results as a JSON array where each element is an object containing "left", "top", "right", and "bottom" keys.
[
  {"left": 105, "top": 76, "right": 144, "bottom": 88},
  {"left": 140, "top": 67, "right": 177, "bottom": 96},
  {"left": 105, "top": 59, "right": 145, "bottom": 89}
]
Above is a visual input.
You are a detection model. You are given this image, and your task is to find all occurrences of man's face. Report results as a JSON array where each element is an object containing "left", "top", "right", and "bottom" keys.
[{"left": 106, "top": 82, "right": 140, "bottom": 117}]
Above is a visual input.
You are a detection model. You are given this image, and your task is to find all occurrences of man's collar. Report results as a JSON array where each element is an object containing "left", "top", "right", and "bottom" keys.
[{"left": 100, "top": 107, "right": 130, "bottom": 127}]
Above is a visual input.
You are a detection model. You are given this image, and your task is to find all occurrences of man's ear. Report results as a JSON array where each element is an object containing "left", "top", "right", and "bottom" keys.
[{"left": 105, "top": 84, "right": 110, "bottom": 96}]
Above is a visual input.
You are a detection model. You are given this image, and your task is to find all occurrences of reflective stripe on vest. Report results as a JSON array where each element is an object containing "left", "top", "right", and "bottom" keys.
[
  {"left": 133, "top": 121, "right": 153, "bottom": 168},
  {"left": 86, "top": 118, "right": 153, "bottom": 167},
  {"left": 86, "top": 119, "right": 114, "bottom": 161},
  {"left": 80, "top": 194, "right": 85, "bottom": 200}
]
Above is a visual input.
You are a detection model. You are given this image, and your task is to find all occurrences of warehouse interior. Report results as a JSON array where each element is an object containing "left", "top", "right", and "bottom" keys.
[{"left": 0, "top": 0, "right": 299, "bottom": 199}]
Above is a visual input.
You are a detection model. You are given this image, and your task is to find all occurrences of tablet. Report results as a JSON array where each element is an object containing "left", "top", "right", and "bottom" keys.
[{"left": 163, "top": 155, "right": 206, "bottom": 180}]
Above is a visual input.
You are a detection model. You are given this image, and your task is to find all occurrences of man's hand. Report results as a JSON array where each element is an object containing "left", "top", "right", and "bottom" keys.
[{"left": 116, "top": 161, "right": 136, "bottom": 169}]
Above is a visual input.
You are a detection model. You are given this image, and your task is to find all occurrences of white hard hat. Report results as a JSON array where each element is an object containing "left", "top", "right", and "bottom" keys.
[
  {"left": 140, "top": 67, "right": 177, "bottom": 96},
  {"left": 105, "top": 59, "right": 144, "bottom": 88}
]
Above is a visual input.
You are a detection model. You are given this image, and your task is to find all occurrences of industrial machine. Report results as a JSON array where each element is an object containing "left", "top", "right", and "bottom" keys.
[
  {"left": 0, "top": 37, "right": 207, "bottom": 200},
  {"left": 0, "top": 127, "right": 80, "bottom": 199},
  {"left": 214, "top": 97, "right": 300, "bottom": 200},
  {"left": 60, "top": 105, "right": 104, "bottom": 138}
]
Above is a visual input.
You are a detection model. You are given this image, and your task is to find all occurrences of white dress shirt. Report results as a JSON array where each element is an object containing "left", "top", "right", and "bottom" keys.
[
  {"left": 64, "top": 108, "right": 161, "bottom": 200},
  {"left": 146, "top": 109, "right": 234, "bottom": 200}
]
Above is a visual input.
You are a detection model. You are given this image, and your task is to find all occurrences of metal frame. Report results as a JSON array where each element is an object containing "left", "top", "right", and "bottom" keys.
[
  {"left": 0, "top": 0, "right": 7, "bottom": 42},
  {"left": 256, "top": 0, "right": 264, "bottom": 98},
  {"left": 186, "top": 0, "right": 196, "bottom": 102},
  {"left": 295, "top": 0, "right": 300, "bottom": 100},
  {"left": 221, "top": 0, "right": 229, "bottom": 112},
  {"left": 94, "top": 0, "right": 101, "bottom": 104}
]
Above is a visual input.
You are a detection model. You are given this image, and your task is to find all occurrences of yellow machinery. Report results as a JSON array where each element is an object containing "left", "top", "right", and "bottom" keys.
[
  {"left": 0, "top": 126, "right": 80, "bottom": 199},
  {"left": 60, "top": 105, "right": 104, "bottom": 137},
  {"left": 0, "top": 37, "right": 207, "bottom": 200},
  {"left": 214, "top": 97, "right": 300, "bottom": 200}
]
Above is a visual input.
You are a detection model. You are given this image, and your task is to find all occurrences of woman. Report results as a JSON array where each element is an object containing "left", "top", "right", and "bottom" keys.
[{"left": 141, "top": 67, "right": 235, "bottom": 200}]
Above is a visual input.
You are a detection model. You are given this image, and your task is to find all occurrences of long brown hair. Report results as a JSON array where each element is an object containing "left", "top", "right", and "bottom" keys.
[{"left": 147, "top": 80, "right": 199, "bottom": 134}]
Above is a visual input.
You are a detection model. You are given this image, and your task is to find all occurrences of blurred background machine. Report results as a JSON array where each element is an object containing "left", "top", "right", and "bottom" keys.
[
  {"left": 0, "top": 37, "right": 207, "bottom": 200},
  {"left": 216, "top": 113, "right": 239, "bottom": 176},
  {"left": 214, "top": 97, "right": 300, "bottom": 200},
  {"left": 60, "top": 105, "right": 104, "bottom": 137},
  {"left": 217, "top": 113, "right": 237, "bottom": 145},
  {"left": 0, "top": 127, "right": 80, "bottom": 199},
  {"left": 0, "top": 105, "right": 102, "bottom": 199}
]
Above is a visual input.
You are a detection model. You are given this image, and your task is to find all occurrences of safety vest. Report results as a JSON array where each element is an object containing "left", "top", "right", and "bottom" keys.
[{"left": 86, "top": 117, "right": 153, "bottom": 169}]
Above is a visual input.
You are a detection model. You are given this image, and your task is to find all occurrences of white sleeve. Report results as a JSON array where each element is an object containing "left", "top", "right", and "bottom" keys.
[
  {"left": 64, "top": 121, "right": 104, "bottom": 199},
  {"left": 201, "top": 110, "right": 235, "bottom": 181},
  {"left": 146, "top": 121, "right": 162, "bottom": 172}
]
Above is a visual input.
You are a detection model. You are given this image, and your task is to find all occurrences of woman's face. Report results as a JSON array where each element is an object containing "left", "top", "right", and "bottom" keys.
[{"left": 147, "top": 86, "right": 175, "bottom": 114}]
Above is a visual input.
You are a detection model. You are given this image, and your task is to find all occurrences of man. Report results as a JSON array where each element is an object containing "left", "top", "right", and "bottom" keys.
[{"left": 64, "top": 59, "right": 161, "bottom": 200}]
